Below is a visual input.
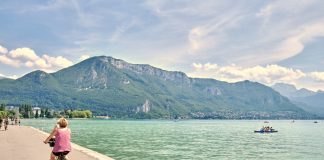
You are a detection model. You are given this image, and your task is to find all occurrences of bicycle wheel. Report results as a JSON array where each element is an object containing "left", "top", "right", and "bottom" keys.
[{"left": 57, "top": 154, "right": 66, "bottom": 160}]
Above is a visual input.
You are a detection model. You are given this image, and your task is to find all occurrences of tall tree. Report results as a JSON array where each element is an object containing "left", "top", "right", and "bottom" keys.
[
  {"left": 35, "top": 110, "right": 39, "bottom": 119},
  {"left": 0, "top": 104, "right": 5, "bottom": 111}
]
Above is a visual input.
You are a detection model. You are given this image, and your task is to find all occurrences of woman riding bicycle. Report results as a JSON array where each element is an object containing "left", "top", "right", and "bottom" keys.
[{"left": 44, "top": 117, "right": 71, "bottom": 160}]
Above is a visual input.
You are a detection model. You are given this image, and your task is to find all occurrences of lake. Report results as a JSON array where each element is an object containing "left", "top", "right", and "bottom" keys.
[{"left": 22, "top": 119, "right": 324, "bottom": 160}]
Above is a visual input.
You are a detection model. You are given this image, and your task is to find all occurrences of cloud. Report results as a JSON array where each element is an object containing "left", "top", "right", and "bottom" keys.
[
  {"left": 256, "top": 4, "right": 273, "bottom": 17},
  {"left": 1, "top": 0, "right": 324, "bottom": 90},
  {"left": 192, "top": 62, "right": 202, "bottom": 69},
  {"left": 309, "top": 72, "right": 324, "bottom": 82},
  {"left": 187, "top": 12, "right": 243, "bottom": 54},
  {"left": 42, "top": 54, "right": 73, "bottom": 69},
  {"left": 0, "top": 73, "right": 19, "bottom": 79},
  {"left": 190, "top": 62, "right": 324, "bottom": 90},
  {"left": 9, "top": 47, "right": 39, "bottom": 61},
  {"left": 188, "top": 27, "right": 204, "bottom": 52},
  {"left": 0, "top": 45, "right": 8, "bottom": 54},
  {"left": 0, "top": 45, "right": 73, "bottom": 72},
  {"left": 25, "top": 61, "right": 34, "bottom": 67},
  {"left": 190, "top": 63, "right": 306, "bottom": 85},
  {"left": 266, "top": 22, "right": 324, "bottom": 63},
  {"left": 0, "top": 55, "right": 20, "bottom": 68},
  {"left": 79, "top": 55, "right": 90, "bottom": 61}
]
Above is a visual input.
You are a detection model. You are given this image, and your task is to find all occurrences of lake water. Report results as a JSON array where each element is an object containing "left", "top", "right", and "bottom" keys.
[{"left": 22, "top": 119, "right": 324, "bottom": 160}]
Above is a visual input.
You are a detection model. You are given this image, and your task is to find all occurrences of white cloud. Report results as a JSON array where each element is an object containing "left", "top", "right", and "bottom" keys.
[
  {"left": 0, "top": 45, "right": 73, "bottom": 72},
  {"left": 190, "top": 62, "right": 324, "bottom": 90},
  {"left": 9, "top": 47, "right": 39, "bottom": 61},
  {"left": 192, "top": 62, "right": 202, "bottom": 70},
  {"left": 309, "top": 72, "right": 324, "bottom": 82},
  {"left": 0, "top": 73, "right": 19, "bottom": 79},
  {"left": 0, "top": 55, "right": 20, "bottom": 68},
  {"left": 25, "top": 61, "right": 34, "bottom": 67},
  {"left": 267, "top": 22, "right": 324, "bottom": 63},
  {"left": 79, "top": 55, "right": 90, "bottom": 61},
  {"left": 34, "top": 58, "right": 49, "bottom": 68},
  {"left": 0, "top": 45, "right": 8, "bottom": 54},
  {"left": 42, "top": 54, "right": 73, "bottom": 68},
  {"left": 190, "top": 63, "right": 306, "bottom": 85},
  {"left": 204, "top": 63, "right": 218, "bottom": 70},
  {"left": 188, "top": 27, "right": 204, "bottom": 52},
  {"left": 256, "top": 4, "right": 273, "bottom": 17},
  {"left": 187, "top": 12, "right": 243, "bottom": 54}
]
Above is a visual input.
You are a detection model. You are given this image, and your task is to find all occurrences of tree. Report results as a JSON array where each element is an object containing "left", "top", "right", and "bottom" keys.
[
  {"left": 0, "top": 111, "right": 7, "bottom": 117},
  {"left": 40, "top": 109, "right": 44, "bottom": 118},
  {"left": 7, "top": 110, "right": 15, "bottom": 118},
  {"left": 53, "top": 111, "right": 59, "bottom": 118},
  {"left": 70, "top": 110, "right": 92, "bottom": 118},
  {"left": 0, "top": 104, "right": 5, "bottom": 111},
  {"left": 84, "top": 110, "right": 92, "bottom": 118},
  {"left": 65, "top": 110, "right": 72, "bottom": 118},
  {"left": 19, "top": 104, "right": 33, "bottom": 118},
  {"left": 35, "top": 110, "right": 39, "bottom": 119}
]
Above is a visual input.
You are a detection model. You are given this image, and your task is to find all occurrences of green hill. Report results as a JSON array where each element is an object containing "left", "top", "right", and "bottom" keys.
[{"left": 0, "top": 56, "right": 316, "bottom": 119}]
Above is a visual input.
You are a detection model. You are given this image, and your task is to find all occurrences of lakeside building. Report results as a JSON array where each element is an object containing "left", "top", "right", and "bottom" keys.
[{"left": 32, "top": 107, "right": 41, "bottom": 115}]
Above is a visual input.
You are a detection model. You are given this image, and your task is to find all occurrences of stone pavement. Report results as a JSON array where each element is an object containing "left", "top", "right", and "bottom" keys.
[{"left": 0, "top": 125, "right": 114, "bottom": 160}]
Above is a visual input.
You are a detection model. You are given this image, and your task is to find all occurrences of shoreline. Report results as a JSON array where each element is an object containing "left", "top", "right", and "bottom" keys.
[
  {"left": 21, "top": 117, "right": 324, "bottom": 121},
  {"left": 29, "top": 126, "right": 115, "bottom": 160}
]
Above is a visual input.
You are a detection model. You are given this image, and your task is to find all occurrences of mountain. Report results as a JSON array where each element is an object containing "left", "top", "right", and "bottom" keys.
[
  {"left": 290, "top": 92, "right": 324, "bottom": 117},
  {"left": 272, "top": 83, "right": 316, "bottom": 98},
  {"left": 272, "top": 83, "right": 324, "bottom": 117},
  {"left": 0, "top": 56, "right": 316, "bottom": 119}
]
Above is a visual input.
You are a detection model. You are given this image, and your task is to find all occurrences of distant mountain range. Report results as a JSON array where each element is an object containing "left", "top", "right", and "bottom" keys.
[
  {"left": 272, "top": 83, "right": 324, "bottom": 117},
  {"left": 0, "top": 56, "right": 317, "bottom": 119},
  {"left": 272, "top": 83, "right": 316, "bottom": 98}
]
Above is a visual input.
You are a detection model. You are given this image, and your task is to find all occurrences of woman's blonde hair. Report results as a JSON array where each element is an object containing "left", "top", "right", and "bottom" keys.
[{"left": 57, "top": 117, "right": 68, "bottom": 128}]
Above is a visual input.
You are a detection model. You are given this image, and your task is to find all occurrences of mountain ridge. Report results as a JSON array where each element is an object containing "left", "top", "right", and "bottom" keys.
[
  {"left": 0, "top": 56, "right": 317, "bottom": 119},
  {"left": 272, "top": 83, "right": 316, "bottom": 98},
  {"left": 271, "top": 83, "right": 324, "bottom": 117}
]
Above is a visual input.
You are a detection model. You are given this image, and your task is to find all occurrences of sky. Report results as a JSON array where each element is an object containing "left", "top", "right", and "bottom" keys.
[{"left": 1, "top": 0, "right": 324, "bottom": 91}]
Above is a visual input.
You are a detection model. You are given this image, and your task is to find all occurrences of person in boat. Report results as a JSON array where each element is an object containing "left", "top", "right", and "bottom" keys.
[
  {"left": 260, "top": 126, "right": 271, "bottom": 132},
  {"left": 44, "top": 117, "right": 72, "bottom": 160}
]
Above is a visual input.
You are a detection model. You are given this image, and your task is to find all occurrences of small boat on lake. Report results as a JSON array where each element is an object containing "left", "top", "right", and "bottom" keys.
[
  {"left": 264, "top": 121, "right": 269, "bottom": 123},
  {"left": 254, "top": 126, "right": 278, "bottom": 133},
  {"left": 314, "top": 121, "right": 318, "bottom": 123},
  {"left": 254, "top": 130, "right": 278, "bottom": 133}
]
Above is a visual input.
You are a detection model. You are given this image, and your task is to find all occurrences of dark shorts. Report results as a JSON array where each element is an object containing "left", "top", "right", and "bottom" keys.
[{"left": 52, "top": 151, "right": 70, "bottom": 156}]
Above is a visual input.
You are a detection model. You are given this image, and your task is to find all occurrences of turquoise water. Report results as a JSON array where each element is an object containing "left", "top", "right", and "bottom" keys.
[{"left": 22, "top": 119, "right": 324, "bottom": 160}]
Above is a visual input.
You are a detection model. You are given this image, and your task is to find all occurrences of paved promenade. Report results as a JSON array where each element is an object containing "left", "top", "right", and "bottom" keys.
[{"left": 0, "top": 125, "right": 114, "bottom": 160}]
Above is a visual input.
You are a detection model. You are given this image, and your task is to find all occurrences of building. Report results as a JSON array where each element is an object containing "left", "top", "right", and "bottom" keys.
[{"left": 32, "top": 107, "right": 41, "bottom": 115}]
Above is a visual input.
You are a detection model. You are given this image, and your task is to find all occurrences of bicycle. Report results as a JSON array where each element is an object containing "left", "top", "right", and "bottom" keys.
[{"left": 47, "top": 138, "right": 69, "bottom": 160}]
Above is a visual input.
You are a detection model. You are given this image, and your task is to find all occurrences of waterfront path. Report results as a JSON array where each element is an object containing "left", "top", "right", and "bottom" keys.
[{"left": 0, "top": 125, "right": 114, "bottom": 160}]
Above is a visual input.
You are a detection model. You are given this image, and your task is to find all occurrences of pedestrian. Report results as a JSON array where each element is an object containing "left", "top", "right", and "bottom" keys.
[
  {"left": 4, "top": 116, "right": 9, "bottom": 130},
  {"left": 0, "top": 117, "right": 3, "bottom": 130}
]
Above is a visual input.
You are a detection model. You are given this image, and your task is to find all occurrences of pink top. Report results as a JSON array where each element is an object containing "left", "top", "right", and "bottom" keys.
[{"left": 53, "top": 128, "right": 71, "bottom": 152}]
